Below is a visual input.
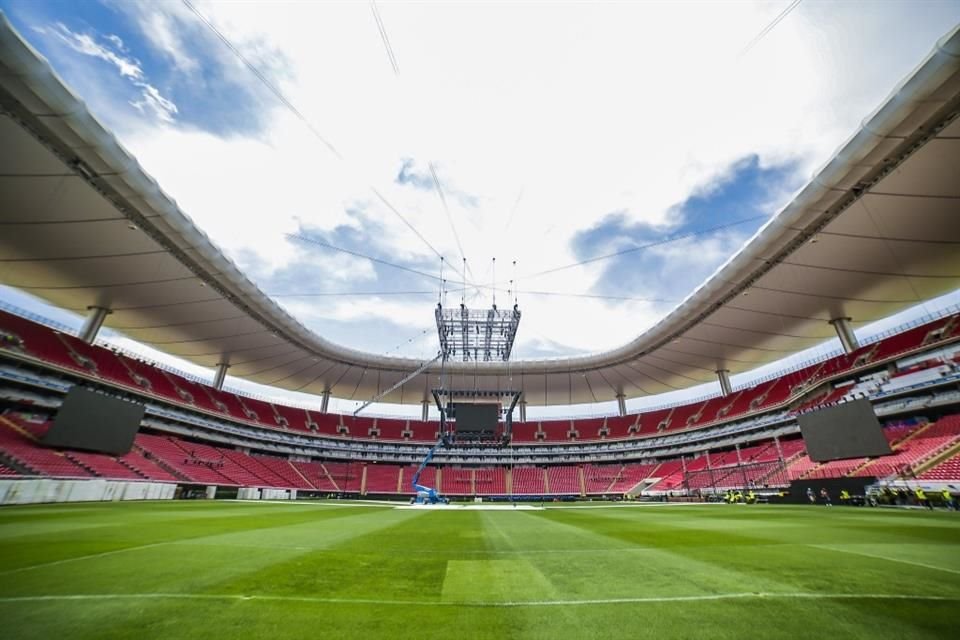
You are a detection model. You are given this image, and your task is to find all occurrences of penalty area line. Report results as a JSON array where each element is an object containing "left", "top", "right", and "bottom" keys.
[
  {"left": 0, "top": 592, "right": 957, "bottom": 608},
  {"left": 808, "top": 544, "right": 960, "bottom": 577}
]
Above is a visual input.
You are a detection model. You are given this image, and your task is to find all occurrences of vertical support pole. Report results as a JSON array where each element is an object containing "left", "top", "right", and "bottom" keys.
[
  {"left": 519, "top": 398, "right": 527, "bottom": 423},
  {"left": 716, "top": 369, "right": 732, "bottom": 397},
  {"left": 78, "top": 306, "right": 111, "bottom": 344},
  {"left": 736, "top": 443, "right": 749, "bottom": 490},
  {"left": 706, "top": 450, "right": 717, "bottom": 494},
  {"left": 213, "top": 362, "right": 229, "bottom": 391},
  {"left": 320, "top": 389, "right": 331, "bottom": 414},
  {"left": 829, "top": 317, "right": 860, "bottom": 354},
  {"left": 681, "top": 455, "right": 689, "bottom": 494},
  {"left": 773, "top": 435, "right": 786, "bottom": 487},
  {"left": 421, "top": 399, "right": 430, "bottom": 422},
  {"left": 616, "top": 393, "right": 627, "bottom": 417}
]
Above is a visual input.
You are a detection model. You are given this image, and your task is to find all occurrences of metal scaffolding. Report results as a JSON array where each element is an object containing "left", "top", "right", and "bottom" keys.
[{"left": 435, "top": 303, "right": 521, "bottom": 362}]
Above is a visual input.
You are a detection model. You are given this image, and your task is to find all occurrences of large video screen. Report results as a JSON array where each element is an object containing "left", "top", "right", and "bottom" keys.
[
  {"left": 452, "top": 403, "right": 499, "bottom": 434},
  {"left": 42, "top": 387, "right": 144, "bottom": 455},
  {"left": 797, "top": 398, "right": 891, "bottom": 462}
]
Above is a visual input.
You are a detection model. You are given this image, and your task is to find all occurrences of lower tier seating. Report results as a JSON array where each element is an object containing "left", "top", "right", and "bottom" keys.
[{"left": 4, "top": 408, "right": 960, "bottom": 494}]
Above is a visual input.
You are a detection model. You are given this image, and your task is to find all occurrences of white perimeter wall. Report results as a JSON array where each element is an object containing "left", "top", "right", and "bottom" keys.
[{"left": 0, "top": 478, "right": 177, "bottom": 505}]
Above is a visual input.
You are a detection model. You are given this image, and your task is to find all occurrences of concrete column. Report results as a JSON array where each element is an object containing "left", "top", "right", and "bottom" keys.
[
  {"left": 519, "top": 399, "right": 527, "bottom": 423},
  {"left": 736, "top": 443, "right": 749, "bottom": 489},
  {"left": 78, "top": 306, "right": 111, "bottom": 344},
  {"left": 320, "top": 389, "right": 331, "bottom": 414},
  {"left": 616, "top": 393, "right": 627, "bottom": 417},
  {"left": 421, "top": 399, "right": 430, "bottom": 422},
  {"left": 716, "top": 369, "right": 732, "bottom": 397},
  {"left": 829, "top": 317, "right": 859, "bottom": 354},
  {"left": 213, "top": 362, "right": 230, "bottom": 390}
]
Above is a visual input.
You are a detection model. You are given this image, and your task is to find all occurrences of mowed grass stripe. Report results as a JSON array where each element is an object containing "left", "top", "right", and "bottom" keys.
[
  {"left": 0, "top": 506, "right": 423, "bottom": 598},
  {"left": 1, "top": 502, "right": 959, "bottom": 639},
  {"left": 0, "top": 501, "right": 384, "bottom": 572}
]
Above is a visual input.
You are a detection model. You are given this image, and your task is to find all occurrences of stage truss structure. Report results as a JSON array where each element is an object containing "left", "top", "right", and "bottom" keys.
[
  {"left": 432, "top": 388, "right": 522, "bottom": 443},
  {"left": 435, "top": 303, "right": 521, "bottom": 362}
]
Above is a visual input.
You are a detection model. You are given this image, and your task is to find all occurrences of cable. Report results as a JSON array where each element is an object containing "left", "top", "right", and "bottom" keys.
[
  {"left": 503, "top": 187, "right": 524, "bottom": 233},
  {"left": 370, "top": 188, "right": 465, "bottom": 282},
  {"left": 286, "top": 233, "right": 679, "bottom": 303},
  {"left": 383, "top": 327, "right": 434, "bottom": 356},
  {"left": 287, "top": 232, "right": 440, "bottom": 283},
  {"left": 429, "top": 162, "right": 474, "bottom": 284},
  {"left": 270, "top": 290, "right": 435, "bottom": 298},
  {"left": 183, "top": 1, "right": 458, "bottom": 282},
  {"left": 521, "top": 214, "right": 768, "bottom": 281},
  {"left": 738, "top": 0, "right": 803, "bottom": 59},
  {"left": 371, "top": 0, "right": 400, "bottom": 75},
  {"left": 521, "top": 290, "right": 677, "bottom": 303},
  {"left": 181, "top": 0, "right": 342, "bottom": 159}
]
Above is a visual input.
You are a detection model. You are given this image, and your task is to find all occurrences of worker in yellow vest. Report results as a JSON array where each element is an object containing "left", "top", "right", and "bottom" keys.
[
  {"left": 941, "top": 487, "right": 956, "bottom": 511},
  {"left": 915, "top": 487, "right": 933, "bottom": 510}
]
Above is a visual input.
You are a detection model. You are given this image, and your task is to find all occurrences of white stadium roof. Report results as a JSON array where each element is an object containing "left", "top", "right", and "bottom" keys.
[{"left": 1, "top": 15, "right": 959, "bottom": 406}]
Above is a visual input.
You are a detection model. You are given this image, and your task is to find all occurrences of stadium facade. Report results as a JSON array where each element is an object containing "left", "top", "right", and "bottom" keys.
[{"left": 1, "top": 16, "right": 960, "bottom": 505}]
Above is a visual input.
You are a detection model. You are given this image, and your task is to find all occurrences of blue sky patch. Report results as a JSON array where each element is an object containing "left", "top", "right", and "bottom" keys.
[
  {"left": 571, "top": 155, "right": 803, "bottom": 300},
  {"left": 0, "top": 0, "right": 281, "bottom": 136}
]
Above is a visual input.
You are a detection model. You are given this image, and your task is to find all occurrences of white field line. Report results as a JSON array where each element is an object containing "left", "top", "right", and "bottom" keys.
[
  {"left": 0, "top": 542, "right": 170, "bottom": 576},
  {"left": 809, "top": 544, "right": 960, "bottom": 576},
  {"left": 0, "top": 592, "right": 956, "bottom": 608},
  {"left": 227, "top": 500, "right": 394, "bottom": 507},
  {"left": 543, "top": 503, "right": 720, "bottom": 509}
]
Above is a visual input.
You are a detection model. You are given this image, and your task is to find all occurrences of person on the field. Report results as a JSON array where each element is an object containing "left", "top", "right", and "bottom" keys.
[
  {"left": 747, "top": 490, "right": 756, "bottom": 504},
  {"left": 942, "top": 487, "right": 957, "bottom": 510},
  {"left": 819, "top": 488, "right": 832, "bottom": 507},
  {"left": 915, "top": 486, "right": 933, "bottom": 510},
  {"left": 839, "top": 489, "right": 851, "bottom": 504},
  {"left": 806, "top": 487, "right": 816, "bottom": 504}
]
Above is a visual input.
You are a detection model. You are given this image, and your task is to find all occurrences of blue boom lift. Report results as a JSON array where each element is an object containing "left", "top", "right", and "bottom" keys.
[{"left": 411, "top": 438, "right": 449, "bottom": 504}]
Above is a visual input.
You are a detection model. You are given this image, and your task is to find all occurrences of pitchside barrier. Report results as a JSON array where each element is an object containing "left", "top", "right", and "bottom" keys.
[
  {"left": 0, "top": 477, "right": 176, "bottom": 505},
  {"left": 683, "top": 459, "right": 791, "bottom": 494},
  {"left": 784, "top": 477, "right": 879, "bottom": 504}
]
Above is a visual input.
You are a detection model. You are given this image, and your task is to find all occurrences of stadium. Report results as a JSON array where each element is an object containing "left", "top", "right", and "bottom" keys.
[{"left": 1, "top": 2, "right": 960, "bottom": 638}]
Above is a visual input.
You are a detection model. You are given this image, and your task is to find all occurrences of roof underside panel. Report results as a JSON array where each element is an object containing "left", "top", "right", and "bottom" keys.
[{"left": 1, "top": 17, "right": 959, "bottom": 405}]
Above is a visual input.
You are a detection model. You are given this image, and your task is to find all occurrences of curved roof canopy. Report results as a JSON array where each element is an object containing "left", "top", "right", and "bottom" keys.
[{"left": 1, "top": 16, "right": 959, "bottom": 405}]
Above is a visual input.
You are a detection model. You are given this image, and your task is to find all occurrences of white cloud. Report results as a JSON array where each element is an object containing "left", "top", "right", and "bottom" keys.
[
  {"left": 31, "top": 2, "right": 960, "bottom": 359},
  {"left": 130, "top": 81, "right": 178, "bottom": 123},
  {"left": 47, "top": 22, "right": 143, "bottom": 79},
  {"left": 141, "top": 10, "right": 200, "bottom": 74},
  {"left": 42, "top": 22, "right": 178, "bottom": 124}
]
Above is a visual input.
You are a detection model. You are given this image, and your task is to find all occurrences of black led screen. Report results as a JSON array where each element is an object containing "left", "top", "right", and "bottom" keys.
[
  {"left": 797, "top": 398, "right": 892, "bottom": 462},
  {"left": 42, "top": 387, "right": 144, "bottom": 455}
]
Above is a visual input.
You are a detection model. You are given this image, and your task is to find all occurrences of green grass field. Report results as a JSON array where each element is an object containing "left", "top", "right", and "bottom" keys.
[{"left": 1, "top": 501, "right": 959, "bottom": 639}]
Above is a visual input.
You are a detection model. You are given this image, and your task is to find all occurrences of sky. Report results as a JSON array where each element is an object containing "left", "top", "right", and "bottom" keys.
[{"left": 1, "top": 0, "right": 959, "bottom": 416}]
